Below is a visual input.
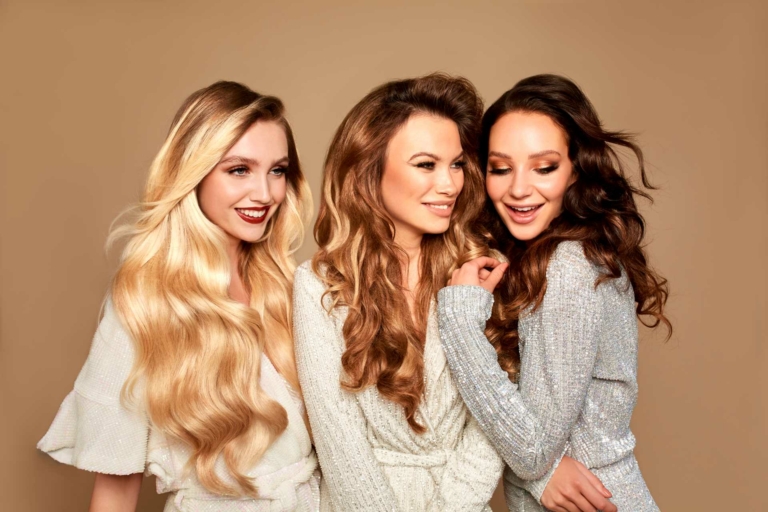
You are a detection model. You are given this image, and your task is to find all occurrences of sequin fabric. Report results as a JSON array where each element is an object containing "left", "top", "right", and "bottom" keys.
[
  {"left": 293, "top": 261, "right": 504, "bottom": 512},
  {"left": 437, "top": 242, "right": 659, "bottom": 511},
  {"left": 38, "top": 301, "right": 321, "bottom": 512}
]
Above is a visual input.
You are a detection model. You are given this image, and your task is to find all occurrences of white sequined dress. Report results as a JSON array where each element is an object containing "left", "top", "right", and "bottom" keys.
[
  {"left": 38, "top": 301, "right": 320, "bottom": 512},
  {"left": 437, "top": 241, "right": 659, "bottom": 511},
  {"left": 292, "top": 261, "right": 504, "bottom": 512}
]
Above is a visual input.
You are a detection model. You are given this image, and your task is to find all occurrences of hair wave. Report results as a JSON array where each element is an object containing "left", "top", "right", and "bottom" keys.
[
  {"left": 313, "top": 73, "right": 486, "bottom": 432},
  {"left": 108, "top": 81, "right": 311, "bottom": 496},
  {"left": 478, "top": 74, "right": 671, "bottom": 381}
]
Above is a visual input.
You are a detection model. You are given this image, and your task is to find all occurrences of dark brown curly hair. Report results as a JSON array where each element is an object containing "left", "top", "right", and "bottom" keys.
[
  {"left": 313, "top": 73, "right": 487, "bottom": 431},
  {"left": 478, "top": 74, "right": 671, "bottom": 381}
]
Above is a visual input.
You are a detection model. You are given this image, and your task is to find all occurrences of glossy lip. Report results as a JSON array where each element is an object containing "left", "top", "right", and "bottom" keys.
[
  {"left": 423, "top": 200, "right": 455, "bottom": 218},
  {"left": 235, "top": 206, "right": 270, "bottom": 225},
  {"left": 504, "top": 203, "right": 543, "bottom": 225}
]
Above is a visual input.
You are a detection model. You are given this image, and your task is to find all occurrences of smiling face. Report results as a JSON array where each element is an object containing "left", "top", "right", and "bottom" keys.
[
  {"left": 380, "top": 113, "right": 466, "bottom": 247},
  {"left": 197, "top": 120, "right": 289, "bottom": 248},
  {"left": 485, "top": 111, "right": 576, "bottom": 242}
]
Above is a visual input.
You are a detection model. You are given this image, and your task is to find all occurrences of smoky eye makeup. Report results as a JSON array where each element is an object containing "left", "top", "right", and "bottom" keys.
[
  {"left": 487, "top": 158, "right": 512, "bottom": 175},
  {"left": 450, "top": 155, "right": 467, "bottom": 169},
  {"left": 534, "top": 163, "right": 560, "bottom": 174},
  {"left": 414, "top": 160, "right": 436, "bottom": 170}
]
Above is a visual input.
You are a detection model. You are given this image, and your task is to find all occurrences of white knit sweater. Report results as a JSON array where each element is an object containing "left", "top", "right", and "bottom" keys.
[
  {"left": 293, "top": 261, "right": 504, "bottom": 512},
  {"left": 38, "top": 300, "right": 320, "bottom": 512}
]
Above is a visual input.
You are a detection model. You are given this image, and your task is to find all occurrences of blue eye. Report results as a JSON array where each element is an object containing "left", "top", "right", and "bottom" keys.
[
  {"left": 269, "top": 166, "right": 287, "bottom": 176},
  {"left": 228, "top": 166, "right": 248, "bottom": 176}
]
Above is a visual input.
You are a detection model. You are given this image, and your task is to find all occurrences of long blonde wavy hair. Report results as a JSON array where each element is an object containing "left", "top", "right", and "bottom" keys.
[
  {"left": 109, "top": 81, "right": 311, "bottom": 496},
  {"left": 313, "top": 73, "right": 487, "bottom": 432}
]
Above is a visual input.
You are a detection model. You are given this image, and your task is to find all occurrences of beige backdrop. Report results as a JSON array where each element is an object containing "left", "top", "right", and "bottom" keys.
[{"left": 1, "top": 0, "right": 766, "bottom": 510}]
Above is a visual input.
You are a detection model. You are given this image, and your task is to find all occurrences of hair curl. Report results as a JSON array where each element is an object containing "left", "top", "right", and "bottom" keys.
[
  {"left": 109, "top": 81, "right": 311, "bottom": 496},
  {"left": 313, "top": 73, "right": 486, "bottom": 432},
  {"left": 478, "top": 74, "right": 671, "bottom": 381}
]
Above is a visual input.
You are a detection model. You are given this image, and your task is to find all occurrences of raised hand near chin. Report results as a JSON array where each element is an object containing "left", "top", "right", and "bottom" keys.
[{"left": 447, "top": 257, "right": 508, "bottom": 293}]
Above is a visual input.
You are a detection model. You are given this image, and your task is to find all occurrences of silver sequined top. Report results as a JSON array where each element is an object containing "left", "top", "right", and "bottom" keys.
[
  {"left": 437, "top": 241, "right": 659, "bottom": 511},
  {"left": 293, "top": 261, "right": 504, "bottom": 512}
]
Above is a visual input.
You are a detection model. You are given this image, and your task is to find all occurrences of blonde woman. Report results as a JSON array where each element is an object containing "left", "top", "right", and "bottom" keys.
[
  {"left": 293, "top": 74, "right": 504, "bottom": 511},
  {"left": 38, "top": 82, "right": 318, "bottom": 512}
]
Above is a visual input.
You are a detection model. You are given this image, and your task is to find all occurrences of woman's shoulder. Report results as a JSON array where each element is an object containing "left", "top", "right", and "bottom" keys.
[
  {"left": 548, "top": 241, "right": 598, "bottom": 277},
  {"left": 74, "top": 297, "right": 138, "bottom": 399},
  {"left": 547, "top": 241, "right": 631, "bottom": 297},
  {"left": 294, "top": 259, "right": 326, "bottom": 293},
  {"left": 293, "top": 259, "right": 340, "bottom": 315}
]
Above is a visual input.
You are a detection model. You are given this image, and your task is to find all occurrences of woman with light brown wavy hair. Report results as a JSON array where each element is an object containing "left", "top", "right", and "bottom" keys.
[
  {"left": 38, "top": 81, "right": 319, "bottom": 511},
  {"left": 439, "top": 74, "right": 669, "bottom": 511},
  {"left": 293, "top": 73, "right": 504, "bottom": 510}
]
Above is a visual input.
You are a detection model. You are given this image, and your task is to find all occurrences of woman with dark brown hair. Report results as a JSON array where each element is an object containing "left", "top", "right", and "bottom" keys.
[
  {"left": 438, "top": 74, "right": 668, "bottom": 512},
  {"left": 292, "top": 73, "right": 504, "bottom": 510}
]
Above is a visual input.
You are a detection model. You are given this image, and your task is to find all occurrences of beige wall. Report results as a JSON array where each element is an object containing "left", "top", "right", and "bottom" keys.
[{"left": 1, "top": 1, "right": 766, "bottom": 510}]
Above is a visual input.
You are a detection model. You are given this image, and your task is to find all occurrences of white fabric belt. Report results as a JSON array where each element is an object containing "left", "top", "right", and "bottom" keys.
[{"left": 172, "top": 453, "right": 318, "bottom": 512}]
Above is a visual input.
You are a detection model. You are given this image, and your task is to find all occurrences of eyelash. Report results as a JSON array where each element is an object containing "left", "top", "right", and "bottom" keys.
[
  {"left": 536, "top": 164, "right": 559, "bottom": 174},
  {"left": 488, "top": 164, "right": 559, "bottom": 175},
  {"left": 227, "top": 166, "right": 288, "bottom": 176},
  {"left": 415, "top": 161, "right": 466, "bottom": 170}
]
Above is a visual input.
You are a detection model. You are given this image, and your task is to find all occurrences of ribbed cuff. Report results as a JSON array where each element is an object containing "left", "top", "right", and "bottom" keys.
[
  {"left": 437, "top": 285, "right": 494, "bottom": 321},
  {"left": 524, "top": 443, "right": 569, "bottom": 502}
]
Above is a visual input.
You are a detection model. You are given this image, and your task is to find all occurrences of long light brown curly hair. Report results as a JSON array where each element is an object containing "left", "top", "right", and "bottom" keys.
[
  {"left": 109, "top": 81, "right": 311, "bottom": 496},
  {"left": 313, "top": 73, "right": 486, "bottom": 432},
  {"left": 478, "top": 74, "right": 671, "bottom": 382}
]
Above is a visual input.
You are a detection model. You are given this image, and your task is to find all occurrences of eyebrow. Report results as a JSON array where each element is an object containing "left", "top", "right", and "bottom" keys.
[
  {"left": 528, "top": 150, "right": 561, "bottom": 159},
  {"left": 408, "top": 151, "right": 465, "bottom": 162},
  {"left": 218, "top": 155, "right": 289, "bottom": 167},
  {"left": 487, "top": 150, "right": 561, "bottom": 160}
]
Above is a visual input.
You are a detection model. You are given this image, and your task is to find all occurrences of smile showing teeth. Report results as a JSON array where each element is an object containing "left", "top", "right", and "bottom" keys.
[
  {"left": 425, "top": 203, "right": 451, "bottom": 210},
  {"left": 510, "top": 205, "right": 540, "bottom": 212},
  {"left": 236, "top": 208, "right": 266, "bottom": 218}
]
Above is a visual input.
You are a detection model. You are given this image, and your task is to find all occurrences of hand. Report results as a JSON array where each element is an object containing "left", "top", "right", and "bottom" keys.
[
  {"left": 540, "top": 456, "right": 617, "bottom": 512},
  {"left": 448, "top": 257, "right": 508, "bottom": 293}
]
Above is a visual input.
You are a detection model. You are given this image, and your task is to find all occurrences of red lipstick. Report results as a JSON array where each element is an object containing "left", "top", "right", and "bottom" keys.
[{"left": 235, "top": 206, "right": 270, "bottom": 224}]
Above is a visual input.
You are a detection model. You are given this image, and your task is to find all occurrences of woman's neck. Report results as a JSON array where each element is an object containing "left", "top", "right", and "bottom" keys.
[
  {"left": 394, "top": 231, "right": 422, "bottom": 291},
  {"left": 226, "top": 237, "right": 250, "bottom": 306},
  {"left": 394, "top": 231, "right": 423, "bottom": 322}
]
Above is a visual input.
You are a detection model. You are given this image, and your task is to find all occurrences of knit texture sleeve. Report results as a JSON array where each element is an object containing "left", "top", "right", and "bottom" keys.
[
  {"left": 293, "top": 263, "right": 398, "bottom": 511},
  {"left": 437, "top": 242, "right": 601, "bottom": 493},
  {"left": 37, "top": 300, "right": 149, "bottom": 475}
]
